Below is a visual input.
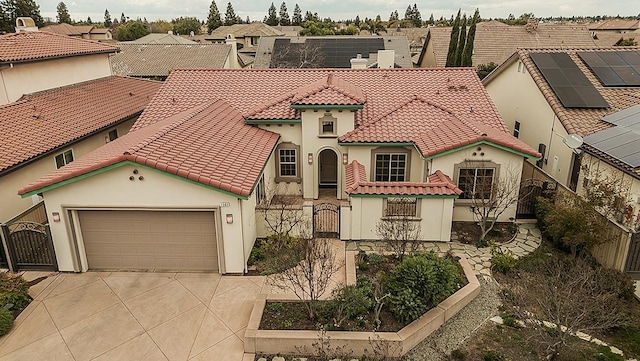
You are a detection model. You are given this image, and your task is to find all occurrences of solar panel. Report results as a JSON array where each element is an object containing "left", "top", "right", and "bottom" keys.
[
  {"left": 578, "top": 51, "right": 640, "bottom": 87},
  {"left": 602, "top": 104, "right": 640, "bottom": 126},
  {"left": 271, "top": 38, "right": 385, "bottom": 68},
  {"left": 530, "top": 53, "right": 609, "bottom": 108},
  {"left": 586, "top": 106, "right": 640, "bottom": 167}
]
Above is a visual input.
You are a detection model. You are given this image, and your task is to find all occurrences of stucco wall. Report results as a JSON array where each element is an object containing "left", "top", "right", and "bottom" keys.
[
  {"left": 40, "top": 163, "right": 248, "bottom": 273},
  {"left": 0, "top": 118, "right": 136, "bottom": 222},
  {"left": 0, "top": 54, "right": 112, "bottom": 105},
  {"left": 430, "top": 144, "right": 525, "bottom": 222},
  {"left": 485, "top": 59, "right": 575, "bottom": 186}
]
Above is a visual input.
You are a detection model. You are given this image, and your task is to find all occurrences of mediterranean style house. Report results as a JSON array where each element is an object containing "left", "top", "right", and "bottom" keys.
[{"left": 19, "top": 68, "right": 538, "bottom": 274}]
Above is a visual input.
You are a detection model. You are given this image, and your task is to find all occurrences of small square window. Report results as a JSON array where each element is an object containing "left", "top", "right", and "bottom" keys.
[
  {"left": 513, "top": 121, "right": 520, "bottom": 138},
  {"left": 106, "top": 129, "right": 118, "bottom": 142},
  {"left": 55, "top": 149, "right": 74, "bottom": 169},
  {"left": 318, "top": 112, "right": 337, "bottom": 136},
  {"left": 385, "top": 197, "right": 418, "bottom": 217}
]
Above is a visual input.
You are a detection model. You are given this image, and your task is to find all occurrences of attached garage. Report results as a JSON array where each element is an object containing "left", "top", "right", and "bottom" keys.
[{"left": 77, "top": 210, "right": 219, "bottom": 272}]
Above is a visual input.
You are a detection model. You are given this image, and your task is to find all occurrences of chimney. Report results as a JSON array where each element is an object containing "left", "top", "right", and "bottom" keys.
[
  {"left": 15, "top": 17, "right": 38, "bottom": 32},
  {"left": 167, "top": 30, "right": 173, "bottom": 35},
  {"left": 350, "top": 54, "right": 367, "bottom": 69},
  {"left": 377, "top": 49, "right": 395, "bottom": 69},
  {"left": 225, "top": 34, "right": 239, "bottom": 69}
]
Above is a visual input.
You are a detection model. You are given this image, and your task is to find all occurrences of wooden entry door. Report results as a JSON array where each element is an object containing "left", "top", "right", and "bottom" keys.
[{"left": 319, "top": 149, "right": 337, "bottom": 185}]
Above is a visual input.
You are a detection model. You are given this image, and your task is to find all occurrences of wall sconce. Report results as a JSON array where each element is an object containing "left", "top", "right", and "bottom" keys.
[
  {"left": 225, "top": 214, "right": 233, "bottom": 224},
  {"left": 52, "top": 212, "right": 61, "bottom": 222},
  {"left": 342, "top": 153, "right": 349, "bottom": 165},
  {"left": 308, "top": 153, "right": 313, "bottom": 164}
]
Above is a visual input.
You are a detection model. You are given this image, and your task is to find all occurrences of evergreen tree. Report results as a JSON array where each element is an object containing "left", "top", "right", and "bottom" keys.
[
  {"left": 279, "top": 2, "right": 290, "bottom": 25},
  {"left": 303, "top": 11, "right": 313, "bottom": 22},
  {"left": 265, "top": 2, "right": 277, "bottom": 25},
  {"left": 120, "top": 12, "right": 126, "bottom": 24},
  {"left": 354, "top": 15, "right": 360, "bottom": 27},
  {"left": 56, "top": 2, "right": 71, "bottom": 23},
  {"left": 292, "top": 4, "right": 301, "bottom": 25},
  {"left": 104, "top": 9, "right": 111, "bottom": 27},
  {"left": 428, "top": 13, "right": 434, "bottom": 25},
  {"left": 389, "top": 10, "right": 398, "bottom": 22},
  {"left": 0, "top": 0, "right": 44, "bottom": 31},
  {"left": 224, "top": 2, "right": 237, "bottom": 25},
  {"left": 445, "top": 9, "right": 461, "bottom": 67},
  {"left": 454, "top": 14, "right": 467, "bottom": 66},
  {"left": 173, "top": 16, "right": 201, "bottom": 35},
  {"left": 86, "top": 16, "right": 91, "bottom": 24},
  {"left": 462, "top": 9, "right": 479, "bottom": 67},
  {"left": 404, "top": 5, "right": 412, "bottom": 20},
  {"left": 412, "top": 4, "right": 421, "bottom": 27},
  {"left": 206, "top": 0, "right": 222, "bottom": 33}
]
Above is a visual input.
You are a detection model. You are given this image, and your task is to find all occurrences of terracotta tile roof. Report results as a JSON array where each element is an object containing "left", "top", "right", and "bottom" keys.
[
  {"left": 510, "top": 47, "right": 640, "bottom": 137},
  {"left": 291, "top": 74, "right": 366, "bottom": 106},
  {"left": 0, "top": 31, "right": 119, "bottom": 63},
  {"left": 245, "top": 93, "right": 299, "bottom": 120},
  {"left": 0, "top": 76, "right": 161, "bottom": 174},
  {"left": 588, "top": 19, "right": 640, "bottom": 31},
  {"left": 110, "top": 44, "right": 231, "bottom": 77},
  {"left": 339, "top": 95, "right": 539, "bottom": 158},
  {"left": 423, "top": 21, "right": 597, "bottom": 67},
  {"left": 40, "top": 23, "right": 83, "bottom": 36},
  {"left": 19, "top": 100, "right": 280, "bottom": 197},
  {"left": 345, "top": 160, "right": 462, "bottom": 196}
]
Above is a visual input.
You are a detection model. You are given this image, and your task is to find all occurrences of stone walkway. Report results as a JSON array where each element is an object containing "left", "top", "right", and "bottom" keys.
[{"left": 346, "top": 223, "right": 543, "bottom": 275}]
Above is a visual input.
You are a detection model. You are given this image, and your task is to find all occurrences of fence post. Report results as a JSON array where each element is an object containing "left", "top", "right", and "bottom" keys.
[{"left": 0, "top": 224, "right": 15, "bottom": 272}]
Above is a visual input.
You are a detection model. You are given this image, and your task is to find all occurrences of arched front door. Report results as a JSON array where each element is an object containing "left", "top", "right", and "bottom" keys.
[{"left": 318, "top": 149, "right": 338, "bottom": 188}]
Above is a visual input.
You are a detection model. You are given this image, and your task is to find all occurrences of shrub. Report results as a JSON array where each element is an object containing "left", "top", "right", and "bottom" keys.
[
  {"left": 0, "top": 273, "right": 30, "bottom": 310},
  {"left": 451, "top": 349, "right": 467, "bottom": 360},
  {"left": 0, "top": 308, "right": 13, "bottom": 336},
  {"left": 384, "top": 252, "right": 461, "bottom": 323},
  {"left": 366, "top": 253, "right": 384, "bottom": 265},
  {"left": 594, "top": 346, "right": 625, "bottom": 361},
  {"left": 328, "top": 276, "right": 374, "bottom": 328},
  {"left": 596, "top": 268, "right": 636, "bottom": 301},
  {"left": 502, "top": 315, "right": 517, "bottom": 327},
  {"left": 490, "top": 246, "right": 517, "bottom": 274}
]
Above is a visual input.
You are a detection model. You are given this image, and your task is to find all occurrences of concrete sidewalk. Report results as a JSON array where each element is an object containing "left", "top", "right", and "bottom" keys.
[{"left": 0, "top": 272, "right": 265, "bottom": 361}]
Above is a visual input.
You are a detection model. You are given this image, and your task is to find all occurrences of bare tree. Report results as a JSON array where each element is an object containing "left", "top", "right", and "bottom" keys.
[
  {"left": 375, "top": 198, "right": 422, "bottom": 260},
  {"left": 270, "top": 238, "right": 342, "bottom": 319},
  {"left": 272, "top": 41, "right": 325, "bottom": 68},
  {"left": 256, "top": 183, "right": 309, "bottom": 247},
  {"left": 461, "top": 161, "right": 523, "bottom": 241},
  {"left": 509, "top": 256, "right": 630, "bottom": 360}
]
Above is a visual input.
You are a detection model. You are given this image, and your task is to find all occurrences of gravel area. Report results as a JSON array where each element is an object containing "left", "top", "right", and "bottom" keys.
[{"left": 402, "top": 275, "right": 502, "bottom": 361}]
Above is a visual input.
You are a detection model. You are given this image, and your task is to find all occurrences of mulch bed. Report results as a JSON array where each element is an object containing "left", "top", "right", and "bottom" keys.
[{"left": 452, "top": 222, "right": 518, "bottom": 244}]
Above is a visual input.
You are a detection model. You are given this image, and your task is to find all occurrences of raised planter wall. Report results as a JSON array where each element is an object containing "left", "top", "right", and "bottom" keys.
[{"left": 245, "top": 253, "right": 481, "bottom": 357}]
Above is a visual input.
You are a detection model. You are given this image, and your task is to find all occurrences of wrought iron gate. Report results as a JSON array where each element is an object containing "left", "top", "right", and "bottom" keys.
[
  {"left": 516, "top": 178, "right": 556, "bottom": 219},
  {"left": 1, "top": 221, "right": 58, "bottom": 271},
  {"left": 625, "top": 232, "right": 640, "bottom": 278},
  {"left": 313, "top": 203, "right": 340, "bottom": 238}
]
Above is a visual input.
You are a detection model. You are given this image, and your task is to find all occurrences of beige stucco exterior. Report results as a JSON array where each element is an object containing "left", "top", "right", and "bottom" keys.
[
  {"left": 41, "top": 163, "right": 249, "bottom": 274},
  {"left": 1, "top": 118, "right": 136, "bottom": 222},
  {"left": 0, "top": 54, "right": 112, "bottom": 105},
  {"left": 485, "top": 59, "right": 576, "bottom": 188}
]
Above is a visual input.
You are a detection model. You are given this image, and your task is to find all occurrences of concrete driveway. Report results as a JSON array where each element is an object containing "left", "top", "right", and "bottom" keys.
[{"left": 0, "top": 271, "right": 265, "bottom": 361}]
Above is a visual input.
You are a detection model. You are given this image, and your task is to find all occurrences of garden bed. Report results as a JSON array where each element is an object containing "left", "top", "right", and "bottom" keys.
[
  {"left": 452, "top": 221, "right": 518, "bottom": 245},
  {"left": 245, "top": 252, "right": 480, "bottom": 357}
]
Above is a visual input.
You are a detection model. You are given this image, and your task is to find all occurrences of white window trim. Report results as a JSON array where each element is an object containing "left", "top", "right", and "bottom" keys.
[{"left": 54, "top": 149, "right": 74, "bottom": 169}]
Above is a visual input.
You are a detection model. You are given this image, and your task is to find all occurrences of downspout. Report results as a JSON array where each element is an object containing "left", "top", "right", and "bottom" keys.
[{"left": 238, "top": 198, "right": 246, "bottom": 273}]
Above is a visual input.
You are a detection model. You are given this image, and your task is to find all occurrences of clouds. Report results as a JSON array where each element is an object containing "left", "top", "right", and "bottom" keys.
[{"left": 37, "top": 0, "right": 638, "bottom": 23}]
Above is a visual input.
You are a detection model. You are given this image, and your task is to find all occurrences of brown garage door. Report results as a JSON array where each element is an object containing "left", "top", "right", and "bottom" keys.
[{"left": 78, "top": 210, "right": 218, "bottom": 271}]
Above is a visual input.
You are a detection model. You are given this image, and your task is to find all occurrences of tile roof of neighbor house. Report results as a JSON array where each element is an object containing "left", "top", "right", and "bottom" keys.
[
  {"left": 19, "top": 100, "right": 280, "bottom": 197},
  {"left": 0, "top": 76, "right": 161, "bottom": 175},
  {"left": 110, "top": 43, "right": 231, "bottom": 77},
  {"left": 421, "top": 21, "right": 598, "bottom": 67},
  {"left": 588, "top": 19, "right": 640, "bottom": 31},
  {"left": 128, "top": 33, "right": 197, "bottom": 44},
  {"left": 0, "top": 31, "right": 119, "bottom": 63},
  {"left": 345, "top": 160, "right": 462, "bottom": 196},
  {"left": 207, "top": 23, "right": 284, "bottom": 40},
  {"left": 40, "top": 23, "right": 85, "bottom": 36},
  {"left": 22, "top": 67, "right": 538, "bottom": 197},
  {"left": 253, "top": 36, "right": 413, "bottom": 68},
  {"left": 484, "top": 47, "right": 640, "bottom": 138}
]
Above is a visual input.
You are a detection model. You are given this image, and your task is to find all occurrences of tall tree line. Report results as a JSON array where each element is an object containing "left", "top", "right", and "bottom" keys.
[
  {"left": 446, "top": 8, "right": 480, "bottom": 67},
  {"left": 0, "top": 0, "right": 44, "bottom": 32}
]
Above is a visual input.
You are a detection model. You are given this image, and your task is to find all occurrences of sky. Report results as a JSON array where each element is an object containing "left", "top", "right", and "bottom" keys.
[{"left": 37, "top": 0, "right": 639, "bottom": 24}]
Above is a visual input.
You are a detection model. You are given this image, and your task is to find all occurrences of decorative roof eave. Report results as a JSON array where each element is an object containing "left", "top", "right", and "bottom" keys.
[
  {"left": 1, "top": 48, "right": 118, "bottom": 65},
  {"left": 291, "top": 104, "right": 364, "bottom": 110},
  {"left": 245, "top": 119, "right": 301, "bottom": 124},
  {"left": 423, "top": 139, "right": 541, "bottom": 160},
  {"left": 348, "top": 193, "right": 459, "bottom": 199},
  {"left": 20, "top": 160, "right": 251, "bottom": 200}
]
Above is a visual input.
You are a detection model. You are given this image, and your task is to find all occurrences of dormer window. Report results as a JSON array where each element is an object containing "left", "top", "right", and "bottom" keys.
[{"left": 318, "top": 112, "right": 337, "bottom": 137}]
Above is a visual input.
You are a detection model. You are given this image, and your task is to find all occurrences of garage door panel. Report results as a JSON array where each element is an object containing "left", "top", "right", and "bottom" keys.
[{"left": 78, "top": 210, "right": 218, "bottom": 272}]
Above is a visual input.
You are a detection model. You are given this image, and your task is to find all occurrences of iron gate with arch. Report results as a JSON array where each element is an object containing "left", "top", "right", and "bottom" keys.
[{"left": 313, "top": 203, "right": 340, "bottom": 238}]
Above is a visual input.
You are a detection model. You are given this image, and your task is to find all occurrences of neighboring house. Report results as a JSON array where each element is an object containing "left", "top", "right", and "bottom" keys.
[
  {"left": 129, "top": 33, "right": 197, "bottom": 44},
  {"left": 418, "top": 20, "right": 598, "bottom": 68},
  {"left": 385, "top": 26, "right": 429, "bottom": 56},
  {"left": 39, "top": 23, "right": 113, "bottom": 41},
  {"left": 483, "top": 47, "right": 640, "bottom": 191},
  {"left": 20, "top": 68, "right": 538, "bottom": 274},
  {"left": 109, "top": 43, "right": 235, "bottom": 79},
  {"left": 0, "top": 76, "right": 161, "bottom": 222},
  {"left": 589, "top": 19, "right": 640, "bottom": 46},
  {"left": 272, "top": 25, "right": 304, "bottom": 36},
  {"left": 207, "top": 22, "right": 284, "bottom": 51},
  {"left": 0, "top": 30, "right": 118, "bottom": 105},
  {"left": 253, "top": 36, "right": 413, "bottom": 68}
]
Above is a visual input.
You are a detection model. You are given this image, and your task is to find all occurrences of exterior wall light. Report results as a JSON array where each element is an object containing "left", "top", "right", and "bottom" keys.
[
  {"left": 225, "top": 214, "right": 233, "bottom": 224},
  {"left": 342, "top": 153, "right": 349, "bottom": 165},
  {"left": 308, "top": 152, "right": 313, "bottom": 164},
  {"left": 52, "top": 212, "right": 61, "bottom": 222}
]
